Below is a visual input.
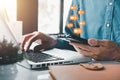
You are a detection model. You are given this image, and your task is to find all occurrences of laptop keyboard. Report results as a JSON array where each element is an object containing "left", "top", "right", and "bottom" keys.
[{"left": 25, "top": 50, "right": 64, "bottom": 63}]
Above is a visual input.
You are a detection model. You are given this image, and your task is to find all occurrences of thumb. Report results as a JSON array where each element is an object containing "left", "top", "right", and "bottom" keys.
[{"left": 88, "top": 38, "right": 104, "bottom": 47}]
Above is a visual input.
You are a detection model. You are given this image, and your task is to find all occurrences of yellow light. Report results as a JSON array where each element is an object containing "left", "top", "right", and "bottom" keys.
[
  {"left": 70, "top": 15, "right": 78, "bottom": 21},
  {"left": 79, "top": 21, "right": 86, "bottom": 26},
  {"left": 70, "top": 6, "right": 77, "bottom": 10},
  {"left": 74, "top": 28, "right": 82, "bottom": 34},
  {"left": 78, "top": 10, "right": 85, "bottom": 15},
  {"left": 66, "top": 23, "right": 73, "bottom": 28}
]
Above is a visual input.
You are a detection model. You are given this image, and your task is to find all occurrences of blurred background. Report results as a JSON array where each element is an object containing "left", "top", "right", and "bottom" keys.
[{"left": 0, "top": 0, "right": 72, "bottom": 43}]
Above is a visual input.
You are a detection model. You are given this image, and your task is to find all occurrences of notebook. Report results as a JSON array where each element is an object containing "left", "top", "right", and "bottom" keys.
[{"left": 49, "top": 63, "right": 120, "bottom": 80}]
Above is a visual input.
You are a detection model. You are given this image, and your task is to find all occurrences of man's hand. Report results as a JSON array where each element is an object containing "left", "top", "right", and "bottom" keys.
[
  {"left": 70, "top": 38, "right": 120, "bottom": 61},
  {"left": 20, "top": 31, "right": 57, "bottom": 51}
]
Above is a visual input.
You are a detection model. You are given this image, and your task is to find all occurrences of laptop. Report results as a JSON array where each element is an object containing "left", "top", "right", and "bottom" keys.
[
  {"left": 4, "top": 26, "right": 91, "bottom": 69},
  {"left": 2, "top": 27, "right": 91, "bottom": 69},
  {"left": 24, "top": 42, "right": 92, "bottom": 69}
]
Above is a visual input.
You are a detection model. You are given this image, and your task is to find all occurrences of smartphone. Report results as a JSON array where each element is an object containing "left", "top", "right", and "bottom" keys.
[{"left": 66, "top": 34, "right": 88, "bottom": 45}]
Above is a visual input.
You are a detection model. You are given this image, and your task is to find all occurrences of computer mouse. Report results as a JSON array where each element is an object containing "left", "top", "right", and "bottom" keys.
[{"left": 80, "top": 63, "right": 104, "bottom": 70}]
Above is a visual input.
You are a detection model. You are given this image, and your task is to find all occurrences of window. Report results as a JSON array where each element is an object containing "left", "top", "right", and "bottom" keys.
[
  {"left": 63, "top": 0, "right": 72, "bottom": 33},
  {"left": 38, "top": 0, "right": 72, "bottom": 34},
  {"left": 38, "top": 0, "right": 60, "bottom": 34},
  {"left": 0, "top": 0, "right": 22, "bottom": 43},
  {"left": 0, "top": 0, "right": 72, "bottom": 42},
  {"left": 0, "top": 0, "right": 17, "bottom": 21}
]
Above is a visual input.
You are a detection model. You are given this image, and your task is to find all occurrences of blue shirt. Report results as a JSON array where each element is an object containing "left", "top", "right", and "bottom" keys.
[{"left": 54, "top": 0, "right": 120, "bottom": 50}]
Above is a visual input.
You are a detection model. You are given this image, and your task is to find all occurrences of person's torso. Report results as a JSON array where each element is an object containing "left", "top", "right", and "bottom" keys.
[{"left": 65, "top": 0, "right": 120, "bottom": 45}]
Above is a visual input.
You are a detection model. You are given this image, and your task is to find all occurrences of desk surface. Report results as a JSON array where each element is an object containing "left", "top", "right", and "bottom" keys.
[
  {"left": 0, "top": 48, "right": 91, "bottom": 80},
  {"left": 0, "top": 60, "right": 120, "bottom": 80},
  {"left": 0, "top": 60, "right": 50, "bottom": 80}
]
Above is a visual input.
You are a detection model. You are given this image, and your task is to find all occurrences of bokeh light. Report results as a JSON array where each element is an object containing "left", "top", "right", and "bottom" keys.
[
  {"left": 66, "top": 6, "right": 86, "bottom": 35},
  {"left": 74, "top": 28, "right": 82, "bottom": 34},
  {"left": 78, "top": 10, "right": 84, "bottom": 15},
  {"left": 79, "top": 21, "right": 86, "bottom": 26},
  {"left": 66, "top": 23, "right": 73, "bottom": 28},
  {"left": 70, "top": 6, "right": 77, "bottom": 10},
  {"left": 70, "top": 15, "right": 78, "bottom": 21}
]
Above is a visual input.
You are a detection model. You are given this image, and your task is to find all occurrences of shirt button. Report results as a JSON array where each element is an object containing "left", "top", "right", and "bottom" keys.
[
  {"left": 109, "top": 2, "right": 113, "bottom": 6},
  {"left": 106, "top": 23, "right": 110, "bottom": 27},
  {"left": 79, "top": 21, "right": 86, "bottom": 26},
  {"left": 78, "top": 10, "right": 85, "bottom": 15}
]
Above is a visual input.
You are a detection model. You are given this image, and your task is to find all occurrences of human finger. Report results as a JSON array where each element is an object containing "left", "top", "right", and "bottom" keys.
[
  {"left": 70, "top": 42, "right": 93, "bottom": 52},
  {"left": 88, "top": 39, "right": 116, "bottom": 47},
  {"left": 24, "top": 33, "right": 39, "bottom": 51},
  {"left": 20, "top": 33, "right": 35, "bottom": 51}
]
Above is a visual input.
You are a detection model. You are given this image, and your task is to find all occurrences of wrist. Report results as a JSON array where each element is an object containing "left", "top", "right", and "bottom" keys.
[
  {"left": 112, "top": 46, "right": 120, "bottom": 62},
  {"left": 50, "top": 38, "right": 57, "bottom": 47}
]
